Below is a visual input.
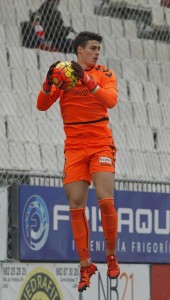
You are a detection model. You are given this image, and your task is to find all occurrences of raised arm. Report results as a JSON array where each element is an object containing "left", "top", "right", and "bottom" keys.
[
  {"left": 71, "top": 61, "right": 118, "bottom": 108},
  {"left": 37, "top": 61, "right": 61, "bottom": 110},
  {"left": 93, "top": 73, "right": 118, "bottom": 109},
  {"left": 37, "top": 87, "right": 60, "bottom": 111}
]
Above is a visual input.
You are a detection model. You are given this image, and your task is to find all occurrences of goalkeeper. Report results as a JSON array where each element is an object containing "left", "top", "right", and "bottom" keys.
[{"left": 37, "top": 31, "right": 120, "bottom": 292}]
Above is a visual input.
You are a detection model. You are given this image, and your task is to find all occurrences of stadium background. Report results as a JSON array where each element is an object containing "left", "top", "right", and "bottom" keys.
[{"left": 0, "top": 0, "right": 170, "bottom": 299}]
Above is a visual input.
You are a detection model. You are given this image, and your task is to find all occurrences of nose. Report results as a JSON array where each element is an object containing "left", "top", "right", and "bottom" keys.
[
  {"left": 96, "top": 48, "right": 100, "bottom": 54},
  {"left": 95, "top": 50, "right": 100, "bottom": 57}
]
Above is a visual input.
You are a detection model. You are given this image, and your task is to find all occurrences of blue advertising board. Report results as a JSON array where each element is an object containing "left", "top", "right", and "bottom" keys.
[{"left": 18, "top": 185, "right": 170, "bottom": 263}]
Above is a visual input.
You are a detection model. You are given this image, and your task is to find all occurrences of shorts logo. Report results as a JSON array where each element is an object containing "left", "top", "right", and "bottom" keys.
[
  {"left": 99, "top": 157, "right": 112, "bottom": 165},
  {"left": 22, "top": 195, "right": 49, "bottom": 251}
]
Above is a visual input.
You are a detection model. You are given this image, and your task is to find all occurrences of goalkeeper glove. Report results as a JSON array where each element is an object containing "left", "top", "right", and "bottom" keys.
[
  {"left": 71, "top": 60, "right": 98, "bottom": 92},
  {"left": 42, "top": 61, "right": 61, "bottom": 92}
]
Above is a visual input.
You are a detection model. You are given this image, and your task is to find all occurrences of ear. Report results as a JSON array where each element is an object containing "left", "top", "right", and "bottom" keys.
[{"left": 77, "top": 45, "right": 83, "bottom": 55}]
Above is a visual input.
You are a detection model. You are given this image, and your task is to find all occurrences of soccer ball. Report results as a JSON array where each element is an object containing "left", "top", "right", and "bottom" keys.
[{"left": 51, "top": 61, "right": 78, "bottom": 90}]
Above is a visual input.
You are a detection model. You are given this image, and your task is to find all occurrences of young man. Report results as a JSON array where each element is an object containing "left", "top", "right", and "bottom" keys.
[{"left": 37, "top": 31, "right": 120, "bottom": 292}]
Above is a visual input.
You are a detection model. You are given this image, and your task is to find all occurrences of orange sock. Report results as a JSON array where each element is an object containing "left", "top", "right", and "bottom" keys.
[
  {"left": 70, "top": 208, "right": 90, "bottom": 261},
  {"left": 98, "top": 198, "right": 118, "bottom": 250}
]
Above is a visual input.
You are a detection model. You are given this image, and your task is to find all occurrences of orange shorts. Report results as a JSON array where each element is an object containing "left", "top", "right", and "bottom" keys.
[{"left": 63, "top": 137, "right": 116, "bottom": 185}]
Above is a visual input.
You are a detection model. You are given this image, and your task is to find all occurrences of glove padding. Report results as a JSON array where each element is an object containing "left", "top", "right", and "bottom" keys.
[
  {"left": 71, "top": 60, "right": 97, "bottom": 92},
  {"left": 43, "top": 61, "right": 61, "bottom": 92}
]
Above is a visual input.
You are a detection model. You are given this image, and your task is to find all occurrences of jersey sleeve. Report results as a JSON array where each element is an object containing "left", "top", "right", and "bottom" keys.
[
  {"left": 94, "top": 67, "right": 118, "bottom": 108},
  {"left": 37, "top": 85, "right": 61, "bottom": 111}
]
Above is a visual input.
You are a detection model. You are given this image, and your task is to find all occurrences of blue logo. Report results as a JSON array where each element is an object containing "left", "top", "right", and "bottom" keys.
[{"left": 22, "top": 195, "right": 49, "bottom": 251}]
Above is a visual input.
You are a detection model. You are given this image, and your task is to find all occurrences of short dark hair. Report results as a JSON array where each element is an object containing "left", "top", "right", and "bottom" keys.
[{"left": 73, "top": 31, "right": 102, "bottom": 55}]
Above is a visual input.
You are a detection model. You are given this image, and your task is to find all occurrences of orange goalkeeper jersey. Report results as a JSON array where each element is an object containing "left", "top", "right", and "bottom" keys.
[{"left": 37, "top": 64, "right": 118, "bottom": 139}]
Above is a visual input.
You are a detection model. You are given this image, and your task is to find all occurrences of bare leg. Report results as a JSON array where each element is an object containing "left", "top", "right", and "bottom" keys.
[{"left": 64, "top": 180, "right": 89, "bottom": 208}]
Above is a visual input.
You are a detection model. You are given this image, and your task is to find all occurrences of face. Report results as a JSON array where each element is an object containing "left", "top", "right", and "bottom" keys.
[
  {"left": 77, "top": 40, "right": 101, "bottom": 67},
  {"left": 35, "top": 18, "right": 40, "bottom": 24}
]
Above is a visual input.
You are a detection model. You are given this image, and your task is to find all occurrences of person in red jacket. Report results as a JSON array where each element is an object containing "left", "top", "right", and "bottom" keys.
[
  {"left": 37, "top": 31, "right": 120, "bottom": 292},
  {"left": 29, "top": 13, "right": 56, "bottom": 51}
]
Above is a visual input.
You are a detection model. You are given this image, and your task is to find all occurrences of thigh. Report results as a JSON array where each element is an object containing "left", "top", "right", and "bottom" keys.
[
  {"left": 63, "top": 147, "right": 91, "bottom": 185},
  {"left": 92, "top": 172, "right": 115, "bottom": 200},
  {"left": 64, "top": 180, "right": 89, "bottom": 208}
]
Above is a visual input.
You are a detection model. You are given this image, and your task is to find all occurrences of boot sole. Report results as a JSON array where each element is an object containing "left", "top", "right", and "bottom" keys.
[
  {"left": 108, "top": 272, "right": 120, "bottom": 280},
  {"left": 78, "top": 269, "right": 98, "bottom": 292}
]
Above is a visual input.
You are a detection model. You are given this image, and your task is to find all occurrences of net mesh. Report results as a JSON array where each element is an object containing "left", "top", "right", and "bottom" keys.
[{"left": 0, "top": 0, "right": 170, "bottom": 186}]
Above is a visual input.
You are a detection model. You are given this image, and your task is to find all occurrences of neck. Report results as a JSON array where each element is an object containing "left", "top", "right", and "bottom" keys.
[
  {"left": 85, "top": 65, "right": 94, "bottom": 71},
  {"left": 77, "top": 61, "right": 87, "bottom": 70},
  {"left": 77, "top": 61, "right": 95, "bottom": 71}
]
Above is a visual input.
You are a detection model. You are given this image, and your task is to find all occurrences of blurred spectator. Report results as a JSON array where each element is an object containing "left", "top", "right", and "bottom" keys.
[
  {"left": 31, "top": 0, "right": 75, "bottom": 53},
  {"left": 161, "top": 0, "right": 170, "bottom": 7},
  {"left": 32, "top": 14, "right": 46, "bottom": 44},
  {"left": 21, "top": 13, "right": 57, "bottom": 51},
  {"left": 21, "top": 20, "right": 38, "bottom": 49}
]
